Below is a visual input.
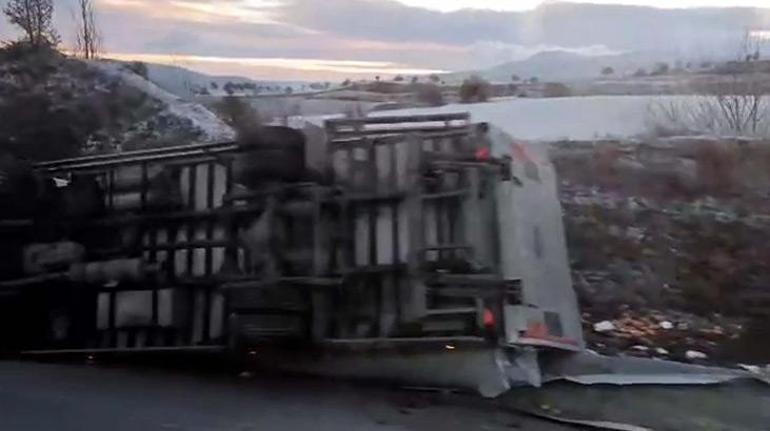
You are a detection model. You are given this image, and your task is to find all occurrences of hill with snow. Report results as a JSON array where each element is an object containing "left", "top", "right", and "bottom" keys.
[
  {"left": 139, "top": 62, "right": 333, "bottom": 99},
  {"left": 0, "top": 45, "right": 234, "bottom": 160}
]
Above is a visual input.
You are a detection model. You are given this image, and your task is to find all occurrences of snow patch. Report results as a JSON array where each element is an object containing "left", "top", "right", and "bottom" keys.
[{"left": 311, "top": 95, "right": 704, "bottom": 142}]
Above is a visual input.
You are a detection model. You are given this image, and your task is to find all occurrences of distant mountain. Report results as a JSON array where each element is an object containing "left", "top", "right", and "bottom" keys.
[{"left": 447, "top": 49, "right": 730, "bottom": 83}]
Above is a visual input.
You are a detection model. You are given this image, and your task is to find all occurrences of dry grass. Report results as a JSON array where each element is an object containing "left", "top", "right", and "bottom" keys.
[{"left": 693, "top": 142, "right": 740, "bottom": 195}]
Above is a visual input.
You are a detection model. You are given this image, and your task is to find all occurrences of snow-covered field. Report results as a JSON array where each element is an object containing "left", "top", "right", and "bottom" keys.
[{"left": 366, "top": 95, "right": 698, "bottom": 142}]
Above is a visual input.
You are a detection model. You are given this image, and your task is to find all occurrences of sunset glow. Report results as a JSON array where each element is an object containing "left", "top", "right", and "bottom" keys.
[
  {"left": 102, "top": 52, "right": 449, "bottom": 80},
  {"left": 0, "top": 0, "right": 766, "bottom": 80}
]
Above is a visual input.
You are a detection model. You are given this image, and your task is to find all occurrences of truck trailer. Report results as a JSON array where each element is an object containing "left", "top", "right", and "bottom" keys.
[{"left": 0, "top": 113, "right": 583, "bottom": 396}]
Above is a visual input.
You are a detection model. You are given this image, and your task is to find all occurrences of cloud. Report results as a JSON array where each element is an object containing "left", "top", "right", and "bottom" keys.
[
  {"left": 99, "top": 0, "right": 284, "bottom": 24},
  {"left": 2, "top": 0, "right": 769, "bottom": 80},
  {"left": 102, "top": 52, "right": 448, "bottom": 81},
  {"left": 276, "top": 0, "right": 521, "bottom": 46}
]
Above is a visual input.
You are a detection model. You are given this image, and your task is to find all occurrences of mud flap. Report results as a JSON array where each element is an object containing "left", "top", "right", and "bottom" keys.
[{"left": 249, "top": 346, "right": 543, "bottom": 398}]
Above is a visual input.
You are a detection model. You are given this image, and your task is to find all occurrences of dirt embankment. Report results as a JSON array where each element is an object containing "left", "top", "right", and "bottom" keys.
[{"left": 551, "top": 137, "right": 770, "bottom": 365}]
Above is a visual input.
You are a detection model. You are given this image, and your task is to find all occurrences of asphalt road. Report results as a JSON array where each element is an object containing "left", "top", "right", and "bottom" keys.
[{"left": 0, "top": 361, "right": 566, "bottom": 431}]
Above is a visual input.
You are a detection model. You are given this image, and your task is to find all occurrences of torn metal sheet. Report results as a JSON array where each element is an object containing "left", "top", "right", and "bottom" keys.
[
  {"left": 516, "top": 409, "right": 653, "bottom": 431},
  {"left": 738, "top": 364, "right": 770, "bottom": 384},
  {"left": 542, "top": 351, "right": 762, "bottom": 385},
  {"left": 504, "top": 347, "right": 542, "bottom": 388}
]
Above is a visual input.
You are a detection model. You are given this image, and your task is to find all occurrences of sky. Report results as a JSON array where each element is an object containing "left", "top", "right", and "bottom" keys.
[
  {"left": 395, "top": 0, "right": 770, "bottom": 12},
  {"left": 2, "top": 0, "right": 770, "bottom": 81}
]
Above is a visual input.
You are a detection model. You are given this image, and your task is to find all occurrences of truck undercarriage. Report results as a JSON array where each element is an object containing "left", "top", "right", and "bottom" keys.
[{"left": 0, "top": 113, "right": 583, "bottom": 395}]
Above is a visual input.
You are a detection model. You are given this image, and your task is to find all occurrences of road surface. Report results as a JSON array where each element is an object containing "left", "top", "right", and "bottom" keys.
[
  {"left": 4, "top": 360, "right": 767, "bottom": 430},
  {"left": 0, "top": 361, "right": 564, "bottom": 431}
]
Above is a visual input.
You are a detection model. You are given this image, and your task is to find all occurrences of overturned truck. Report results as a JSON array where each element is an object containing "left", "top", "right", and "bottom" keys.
[{"left": 0, "top": 113, "right": 583, "bottom": 396}]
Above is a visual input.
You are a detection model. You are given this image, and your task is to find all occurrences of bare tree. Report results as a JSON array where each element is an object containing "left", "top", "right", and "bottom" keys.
[
  {"left": 647, "top": 29, "right": 769, "bottom": 137},
  {"left": 3, "top": 0, "right": 59, "bottom": 46},
  {"left": 712, "top": 74, "right": 767, "bottom": 135},
  {"left": 647, "top": 78, "right": 768, "bottom": 137},
  {"left": 75, "top": 0, "right": 101, "bottom": 59}
]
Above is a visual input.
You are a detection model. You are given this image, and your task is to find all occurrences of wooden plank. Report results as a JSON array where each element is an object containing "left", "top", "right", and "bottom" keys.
[
  {"left": 325, "top": 113, "right": 469, "bottom": 128},
  {"left": 221, "top": 277, "right": 342, "bottom": 290},
  {"left": 20, "top": 345, "right": 227, "bottom": 355},
  {"left": 312, "top": 188, "right": 324, "bottom": 276},
  {"left": 39, "top": 146, "right": 239, "bottom": 173},
  {"left": 0, "top": 219, "right": 34, "bottom": 228},
  {"left": 140, "top": 162, "right": 148, "bottom": 210},
  {"left": 186, "top": 165, "right": 197, "bottom": 276},
  {"left": 330, "top": 125, "right": 470, "bottom": 141},
  {"left": 330, "top": 129, "right": 470, "bottom": 146},
  {"left": 35, "top": 141, "right": 236, "bottom": 168}
]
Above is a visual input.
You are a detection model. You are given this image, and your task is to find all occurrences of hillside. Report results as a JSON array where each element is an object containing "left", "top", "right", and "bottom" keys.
[
  {"left": 139, "top": 62, "right": 330, "bottom": 99},
  {"left": 0, "top": 45, "right": 233, "bottom": 160}
]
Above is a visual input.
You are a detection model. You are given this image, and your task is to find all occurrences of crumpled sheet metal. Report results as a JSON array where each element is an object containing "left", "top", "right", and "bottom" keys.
[
  {"left": 541, "top": 351, "right": 765, "bottom": 386},
  {"left": 517, "top": 409, "right": 654, "bottom": 431}
]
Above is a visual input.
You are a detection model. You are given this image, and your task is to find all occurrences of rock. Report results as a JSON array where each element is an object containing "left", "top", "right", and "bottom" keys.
[
  {"left": 593, "top": 320, "right": 616, "bottom": 333},
  {"left": 659, "top": 321, "right": 674, "bottom": 330},
  {"left": 631, "top": 345, "right": 649, "bottom": 352},
  {"left": 685, "top": 350, "right": 708, "bottom": 360},
  {"left": 655, "top": 347, "right": 669, "bottom": 355}
]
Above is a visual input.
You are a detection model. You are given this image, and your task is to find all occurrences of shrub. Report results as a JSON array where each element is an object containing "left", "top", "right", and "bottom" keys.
[
  {"left": 651, "top": 62, "right": 670, "bottom": 76},
  {"left": 694, "top": 142, "right": 739, "bottom": 195},
  {"left": 0, "top": 41, "right": 60, "bottom": 72},
  {"left": 0, "top": 92, "right": 83, "bottom": 160},
  {"left": 459, "top": 75, "right": 491, "bottom": 103},
  {"left": 367, "top": 81, "right": 403, "bottom": 94},
  {"left": 543, "top": 82, "right": 571, "bottom": 98},
  {"left": 415, "top": 83, "right": 445, "bottom": 106},
  {"left": 215, "top": 96, "right": 261, "bottom": 135}
]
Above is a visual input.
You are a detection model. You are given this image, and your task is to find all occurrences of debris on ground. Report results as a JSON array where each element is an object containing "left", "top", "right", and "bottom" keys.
[
  {"left": 552, "top": 138, "right": 770, "bottom": 366},
  {"left": 593, "top": 321, "right": 616, "bottom": 333},
  {"left": 581, "top": 309, "right": 743, "bottom": 362}
]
